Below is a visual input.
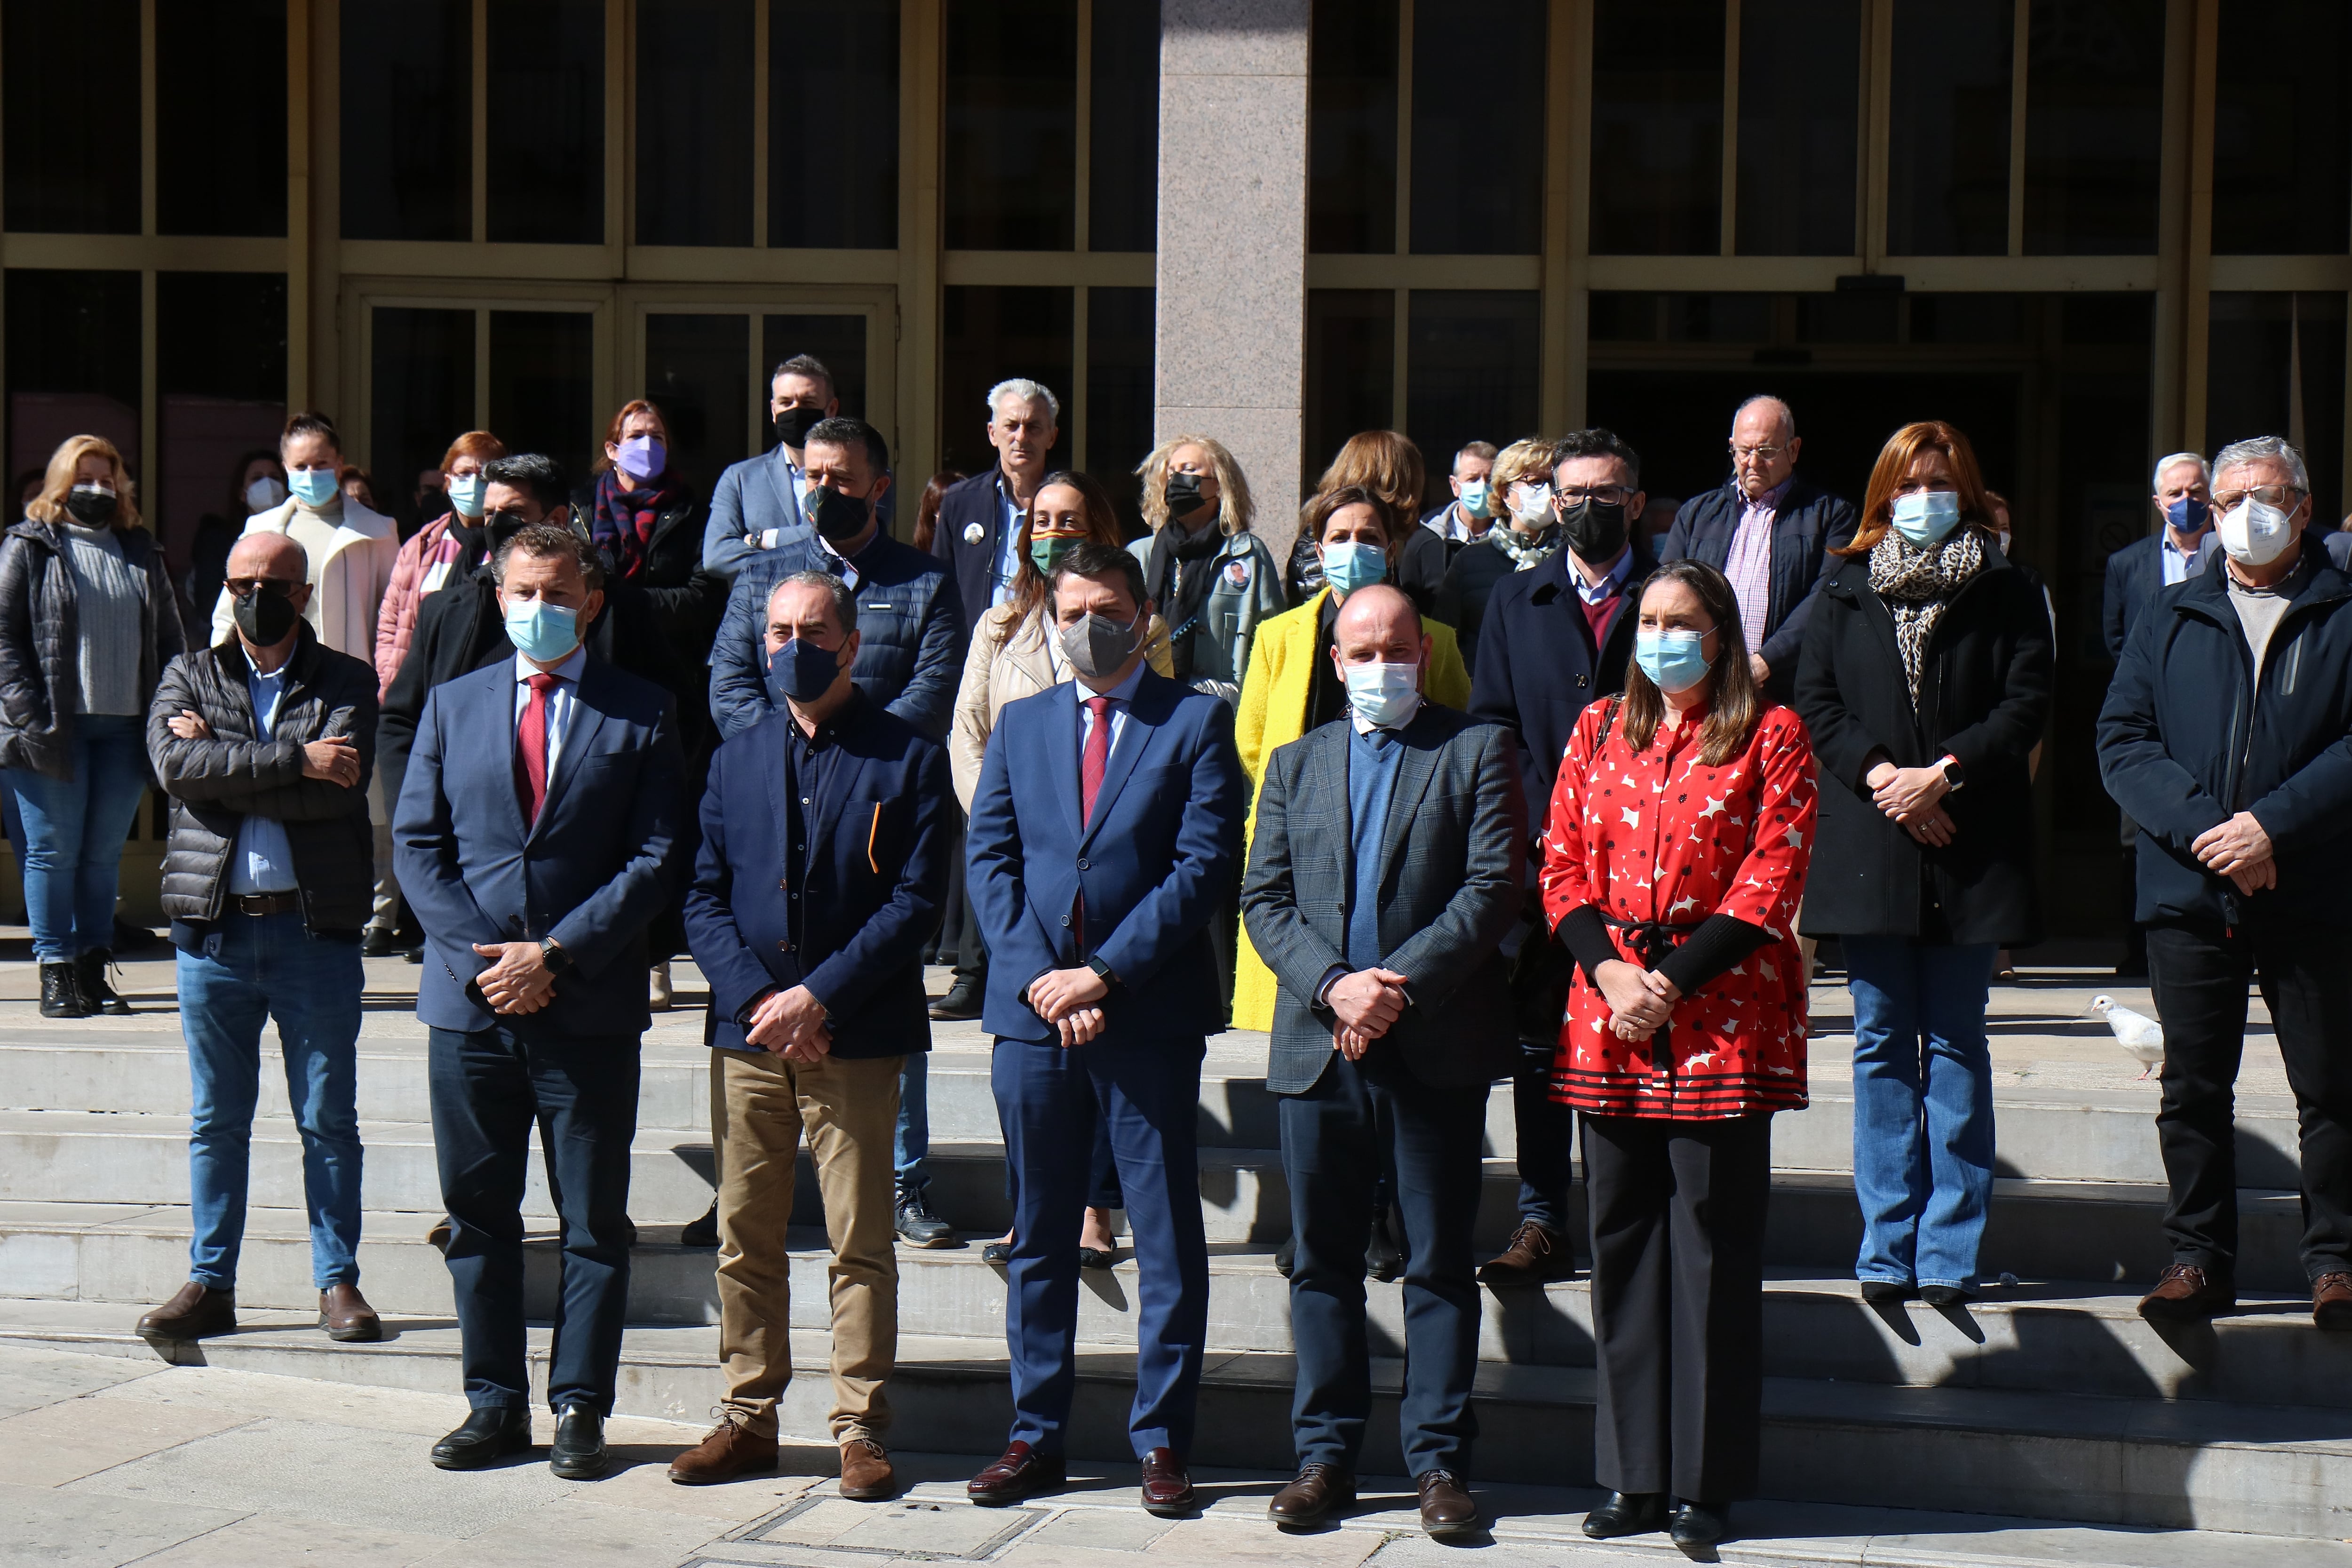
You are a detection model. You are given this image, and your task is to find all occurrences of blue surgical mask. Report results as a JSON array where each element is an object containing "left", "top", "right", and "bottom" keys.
[
  {"left": 503, "top": 597, "right": 582, "bottom": 663},
  {"left": 1890, "top": 490, "right": 1963, "bottom": 548},
  {"left": 766, "top": 637, "right": 844, "bottom": 705},
  {"left": 1459, "top": 479, "right": 1492, "bottom": 519},
  {"left": 1635, "top": 629, "right": 1712, "bottom": 695},
  {"left": 1320, "top": 541, "right": 1386, "bottom": 596},
  {"left": 446, "top": 473, "right": 485, "bottom": 518},
  {"left": 2165, "top": 496, "right": 2209, "bottom": 534},
  {"left": 287, "top": 467, "right": 340, "bottom": 509},
  {"left": 1341, "top": 661, "right": 1422, "bottom": 729}
]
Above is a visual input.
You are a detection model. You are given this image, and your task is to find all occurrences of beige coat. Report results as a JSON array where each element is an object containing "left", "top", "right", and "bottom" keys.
[
  {"left": 211, "top": 496, "right": 399, "bottom": 663},
  {"left": 949, "top": 603, "right": 1175, "bottom": 811}
]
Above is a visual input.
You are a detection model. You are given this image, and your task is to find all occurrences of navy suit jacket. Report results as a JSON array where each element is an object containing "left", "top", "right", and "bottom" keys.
[
  {"left": 966, "top": 668, "right": 1245, "bottom": 1045},
  {"left": 932, "top": 469, "right": 1025, "bottom": 636},
  {"left": 393, "top": 657, "right": 683, "bottom": 1037},
  {"left": 1658, "top": 476, "right": 1857, "bottom": 694},
  {"left": 685, "top": 693, "right": 951, "bottom": 1058}
]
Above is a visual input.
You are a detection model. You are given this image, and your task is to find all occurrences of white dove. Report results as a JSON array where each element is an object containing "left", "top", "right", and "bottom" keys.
[{"left": 2091, "top": 995, "right": 2164, "bottom": 1079}]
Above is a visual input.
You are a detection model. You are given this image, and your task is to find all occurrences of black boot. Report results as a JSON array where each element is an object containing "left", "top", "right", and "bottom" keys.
[
  {"left": 429, "top": 1407, "right": 533, "bottom": 1470},
  {"left": 74, "top": 949, "right": 131, "bottom": 1016},
  {"left": 39, "top": 962, "right": 87, "bottom": 1019}
]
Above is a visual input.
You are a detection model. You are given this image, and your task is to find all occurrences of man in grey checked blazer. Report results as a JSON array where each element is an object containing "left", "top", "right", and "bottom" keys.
[{"left": 1238, "top": 583, "right": 1525, "bottom": 1540}]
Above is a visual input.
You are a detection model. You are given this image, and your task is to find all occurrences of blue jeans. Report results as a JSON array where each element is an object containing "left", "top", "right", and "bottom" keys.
[
  {"left": 179, "top": 911, "right": 366, "bottom": 1291},
  {"left": 8, "top": 714, "right": 151, "bottom": 962},
  {"left": 896, "top": 1052, "right": 928, "bottom": 1192},
  {"left": 1844, "top": 936, "right": 1998, "bottom": 1290}
]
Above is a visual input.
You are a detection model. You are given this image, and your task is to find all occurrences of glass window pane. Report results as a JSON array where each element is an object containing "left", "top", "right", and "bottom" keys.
[
  {"left": 486, "top": 0, "right": 604, "bottom": 245},
  {"left": 1590, "top": 0, "right": 1724, "bottom": 256},
  {"left": 772, "top": 0, "right": 900, "bottom": 249},
  {"left": 761, "top": 315, "right": 873, "bottom": 430},
  {"left": 1409, "top": 0, "right": 1543, "bottom": 255},
  {"left": 1405, "top": 292, "right": 1539, "bottom": 511},
  {"left": 643, "top": 315, "right": 748, "bottom": 495},
  {"left": 945, "top": 0, "right": 1077, "bottom": 251},
  {"left": 158, "top": 273, "right": 286, "bottom": 566},
  {"left": 1309, "top": 0, "right": 1398, "bottom": 254},
  {"left": 1305, "top": 289, "right": 1395, "bottom": 489},
  {"left": 3, "top": 0, "right": 139, "bottom": 233},
  {"left": 2021, "top": 0, "right": 2162, "bottom": 255},
  {"left": 370, "top": 308, "right": 474, "bottom": 536},
  {"left": 2207, "top": 293, "right": 2346, "bottom": 528},
  {"left": 2212, "top": 0, "right": 2352, "bottom": 256},
  {"left": 1886, "top": 0, "right": 2010, "bottom": 256},
  {"left": 941, "top": 286, "right": 1073, "bottom": 475},
  {"left": 636, "top": 0, "right": 753, "bottom": 247},
  {"left": 1907, "top": 293, "right": 2024, "bottom": 342},
  {"left": 1089, "top": 0, "right": 1160, "bottom": 252},
  {"left": 341, "top": 0, "right": 471, "bottom": 242},
  {"left": 158, "top": 0, "right": 289, "bottom": 238},
  {"left": 1085, "top": 287, "right": 1155, "bottom": 525},
  {"left": 1736, "top": 0, "right": 1859, "bottom": 256},
  {"left": 1796, "top": 291, "right": 1896, "bottom": 343},
  {"left": 490, "top": 311, "right": 597, "bottom": 489},
  {"left": 6, "top": 271, "right": 142, "bottom": 493}
]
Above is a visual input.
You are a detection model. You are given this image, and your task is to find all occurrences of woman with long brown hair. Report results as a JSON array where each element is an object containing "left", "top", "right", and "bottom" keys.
[
  {"left": 1794, "top": 420, "right": 2051, "bottom": 1310},
  {"left": 1542, "top": 557, "right": 1816, "bottom": 1547},
  {"left": 1289, "top": 430, "right": 1450, "bottom": 613}
]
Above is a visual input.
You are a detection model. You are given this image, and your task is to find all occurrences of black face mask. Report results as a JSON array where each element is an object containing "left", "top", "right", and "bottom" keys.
[
  {"left": 1558, "top": 497, "right": 1629, "bottom": 564},
  {"left": 64, "top": 486, "right": 118, "bottom": 526},
  {"left": 774, "top": 405, "right": 826, "bottom": 448},
  {"left": 1164, "top": 470, "right": 1211, "bottom": 518},
  {"left": 806, "top": 483, "right": 871, "bottom": 541},
  {"left": 231, "top": 583, "right": 302, "bottom": 647}
]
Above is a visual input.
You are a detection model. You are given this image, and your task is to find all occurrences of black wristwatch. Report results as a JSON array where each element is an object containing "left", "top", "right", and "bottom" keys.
[
  {"left": 1938, "top": 755, "right": 1966, "bottom": 793},
  {"left": 1086, "top": 955, "right": 1121, "bottom": 989},
  {"left": 539, "top": 938, "right": 574, "bottom": 975}
]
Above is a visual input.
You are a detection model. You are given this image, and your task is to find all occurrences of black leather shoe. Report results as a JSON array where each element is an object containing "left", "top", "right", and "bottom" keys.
[
  {"left": 929, "top": 979, "right": 984, "bottom": 1020},
  {"left": 1670, "top": 1499, "right": 1730, "bottom": 1546},
  {"left": 361, "top": 926, "right": 400, "bottom": 958},
  {"left": 680, "top": 1202, "right": 719, "bottom": 1249},
  {"left": 74, "top": 949, "right": 131, "bottom": 1015},
  {"left": 1582, "top": 1491, "right": 1666, "bottom": 1538},
  {"left": 550, "top": 1403, "right": 608, "bottom": 1479},
  {"left": 430, "top": 1407, "right": 533, "bottom": 1470},
  {"left": 38, "top": 962, "right": 86, "bottom": 1019}
]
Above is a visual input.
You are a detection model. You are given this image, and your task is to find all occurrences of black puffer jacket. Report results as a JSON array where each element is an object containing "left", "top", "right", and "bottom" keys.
[
  {"left": 0, "top": 517, "right": 186, "bottom": 780},
  {"left": 147, "top": 626, "right": 378, "bottom": 937}
]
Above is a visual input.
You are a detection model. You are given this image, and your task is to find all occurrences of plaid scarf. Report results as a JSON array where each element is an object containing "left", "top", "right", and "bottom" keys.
[
  {"left": 1490, "top": 522, "right": 1561, "bottom": 572},
  {"left": 1868, "top": 525, "right": 1985, "bottom": 705},
  {"left": 590, "top": 468, "right": 679, "bottom": 581}
]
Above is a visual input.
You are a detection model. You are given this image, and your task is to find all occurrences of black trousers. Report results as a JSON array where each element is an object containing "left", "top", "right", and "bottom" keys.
[
  {"left": 2146, "top": 919, "right": 2352, "bottom": 1279},
  {"left": 429, "top": 1025, "right": 640, "bottom": 1414},
  {"left": 1582, "top": 1112, "right": 1772, "bottom": 1502}
]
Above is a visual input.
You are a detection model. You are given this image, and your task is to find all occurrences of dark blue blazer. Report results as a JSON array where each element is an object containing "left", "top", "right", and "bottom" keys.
[
  {"left": 966, "top": 669, "right": 1245, "bottom": 1045},
  {"left": 393, "top": 657, "right": 684, "bottom": 1037},
  {"left": 2105, "top": 529, "right": 2352, "bottom": 660},
  {"left": 932, "top": 469, "right": 1022, "bottom": 636},
  {"left": 684, "top": 693, "right": 952, "bottom": 1058},
  {"left": 1658, "top": 476, "right": 1857, "bottom": 692}
]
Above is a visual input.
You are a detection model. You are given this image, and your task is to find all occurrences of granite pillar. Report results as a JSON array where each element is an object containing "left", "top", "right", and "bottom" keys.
[{"left": 1155, "top": 0, "right": 1311, "bottom": 561}]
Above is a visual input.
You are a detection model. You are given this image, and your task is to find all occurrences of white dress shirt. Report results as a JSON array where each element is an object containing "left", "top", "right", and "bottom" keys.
[{"left": 513, "top": 646, "right": 588, "bottom": 772}]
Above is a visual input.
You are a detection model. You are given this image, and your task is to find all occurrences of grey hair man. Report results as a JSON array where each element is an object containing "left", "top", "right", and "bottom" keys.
[
  {"left": 1424, "top": 441, "right": 1500, "bottom": 547},
  {"left": 931, "top": 377, "right": 1065, "bottom": 633},
  {"left": 2103, "top": 451, "right": 2219, "bottom": 662}
]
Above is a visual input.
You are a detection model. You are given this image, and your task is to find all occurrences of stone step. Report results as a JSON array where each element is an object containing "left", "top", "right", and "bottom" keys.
[
  {"left": 4, "top": 1295, "right": 2349, "bottom": 1540},
  {"left": 9, "top": 1201, "right": 2350, "bottom": 1411}
]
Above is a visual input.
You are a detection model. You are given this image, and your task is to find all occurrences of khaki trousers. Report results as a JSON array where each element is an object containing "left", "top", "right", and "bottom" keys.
[{"left": 713, "top": 1045, "right": 903, "bottom": 1442}]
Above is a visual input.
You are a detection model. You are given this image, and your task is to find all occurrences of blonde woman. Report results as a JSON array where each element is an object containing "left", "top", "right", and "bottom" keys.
[
  {"left": 1128, "top": 435, "right": 1286, "bottom": 703},
  {"left": 1438, "top": 437, "right": 1563, "bottom": 671}
]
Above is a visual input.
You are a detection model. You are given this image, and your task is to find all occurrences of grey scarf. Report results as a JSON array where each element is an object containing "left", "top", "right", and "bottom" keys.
[
  {"left": 1868, "top": 525, "right": 1985, "bottom": 704},
  {"left": 1490, "top": 523, "right": 1561, "bottom": 572}
]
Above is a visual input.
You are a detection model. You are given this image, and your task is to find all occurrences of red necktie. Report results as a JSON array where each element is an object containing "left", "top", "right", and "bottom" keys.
[
  {"left": 516, "top": 672, "right": 557, "bottom": 825},
  {"left": 1081, "top": 696, "right": 1112, "bottom": 824}
]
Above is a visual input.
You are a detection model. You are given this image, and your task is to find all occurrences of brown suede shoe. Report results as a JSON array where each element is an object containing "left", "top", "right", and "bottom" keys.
[
  {"left": 138, "top": 1281, "right": 235, "bottom": 1341},
  {"left": 840, "top": 1438, "right": 898, "bottom": 1500},
  {"left": 667, "top": 1415, "right": 779, "bottom": 1485},
  {"left": 319, "top": 1283, "right": 383, "bottom": 1342},
  {"left": 968, "top": 1441, "right": 1065, "bottom": 1506},
  {"left": 1139, "top": 1447, "right": 1194, "bottom": 1517},
  {"left": 2138, "top": 1262, "right": 2235, "bottom": 1322},
  {"left": 2314, "top": 1273, "right": 2352, "bottom": 1330},
  {"left": 1477, "top": 1220, "right": 1575, "bottom": 1286},
  {"left": 1418, "top": 1469, "right": 1479, "bottom": 1539},
  {"left": 1268, "top": 1462, "right": 1354, "bottom": 1526}
]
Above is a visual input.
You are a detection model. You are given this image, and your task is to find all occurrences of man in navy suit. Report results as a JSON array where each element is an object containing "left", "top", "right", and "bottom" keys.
[
  {"left": 395, "top": 524, "right": 683, "bottom": 1482},
  {"left": 962, "top": 541, "right": 1244, "bottom": 1517},
  {"left": 2103, "top": 451, "right": 2218, "bottom": 661},
  {"left": 930, "top": 379, "right": 1061, "bottom": 635}
]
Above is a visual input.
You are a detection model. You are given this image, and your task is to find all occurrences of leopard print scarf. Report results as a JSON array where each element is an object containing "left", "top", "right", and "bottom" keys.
[{"left": 1868, "top": 525, "right": 1985, "bottom": 704}]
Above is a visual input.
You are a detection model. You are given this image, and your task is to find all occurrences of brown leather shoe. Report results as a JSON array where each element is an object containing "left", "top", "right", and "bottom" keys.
[
  {"left": 840, "top": 1438, "right": 898, "bottom": 1499},
  {"left": 1477, "top": 1219, "right": 1575, "bottom": 1286},
  {"left": 2314, "top": 1273, "right": 2352, "bottom": 1330},
  {"left": 1417, "top": 1469, "right": 1479, "bottom": 1539},
  {"left": 1268, "top": 1462, "right": 1354, "bottom": 1526},
  {"left": 319, "top": 1283, "right": 383, "bottom": 1342},
  {"left": 2138, "top": 1262, "right": 2235, "bottom": 1322},
  {"left": 969, "top": 1440, "right": 1065, "bottom": 1506},
  {"left": 138, "top": 1281, "right": 235, "bottom": 1341},
  {"left": 1139, "top": 1447, "right": 1193, "bottom": 1517},
  {"left": 667, "top": 1414, "right": 779, "bottom": 1485}
]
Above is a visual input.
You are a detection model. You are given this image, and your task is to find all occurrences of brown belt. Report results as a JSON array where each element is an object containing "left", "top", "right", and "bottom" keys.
[{"left": 229, "top": 891, "right": 301, "bottom": 916}]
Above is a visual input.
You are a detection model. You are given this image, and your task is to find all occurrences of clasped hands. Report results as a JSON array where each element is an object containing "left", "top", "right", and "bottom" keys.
[
  {"left": 746, "top": 983, "right": 834, "bottom": 1063},
  {"left": 1863, "top": 756, "right": 1955, "bottom": 848},
  {"left": 1325, "top": 967, "right": 1410, "bottom": 1060},
  {"left": 167, "top": 710, "right": 361, "bottom": 789},
  {"left": 471, "top": 940, "right": 556, "bottom": 1016},
  {"left": 1027, "top": 966, "right": 1109, "bottom": 1047},
  {"left": 2191, "top": 810, "right": 2275, "bottom": 896},
  {"left": 1593, "top": 958, "right": 1683, "bottom": 1043}
]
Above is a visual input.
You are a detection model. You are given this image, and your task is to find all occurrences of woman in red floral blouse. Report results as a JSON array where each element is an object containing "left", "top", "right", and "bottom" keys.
[{"left": 1539, "top": 558, "right": 1816, "bottom": 1550}]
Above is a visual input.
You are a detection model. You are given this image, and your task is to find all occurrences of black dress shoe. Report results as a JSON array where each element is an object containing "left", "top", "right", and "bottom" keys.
[
  {"left": 929, "top": 979, "right": 984, "bottom": 1020},
  {"left": 1670, "top": 1499, "right": 1730, "bottom": 1546},
  {"left": 1581, "top": 1490, "right": 1666, "bottom": 1538},
  {"left": 550, "top": 1403, "right": 608, "bottom": 1479},
  {"left": 680, "top": 1202, "right": 719, "bottom": 1249},
  {"left": 982, "top": 1239, "right": 1013, "bottom": 1265},
  {"left": 430, "top": 1407, "right": 533, "bottom": 1470},
  {"left": 1079, "top": 1244, "right": 1118, "bottom": 1270},
  {"left": 361, "top": 926, "right": 400, "bottom": 958}
]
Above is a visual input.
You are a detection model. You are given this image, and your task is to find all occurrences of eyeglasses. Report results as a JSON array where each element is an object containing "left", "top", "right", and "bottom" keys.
[
  {"left": 1555, "top": 486, "right": 1633, "bottom": 507},
  {"left": 225, "top": 577, "right": 299, "bottom": 598},
  {"left": 1729, "top": 444, "right": 1788, "bottom": 463},
  {"left": 2211, "top": 485, "right": 2305, "bottom": 511}
]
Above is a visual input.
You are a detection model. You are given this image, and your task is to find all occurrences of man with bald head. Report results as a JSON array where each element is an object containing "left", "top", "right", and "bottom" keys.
[
  {"left": 1240, "top": 581, "right": 1525, "bottom": 1540},
  {"left": 1659, "top": 394, "right": 1857, "bottom": 704},
  {"left": 140, "top": 529, "right": 383, "bottom": 1345}
]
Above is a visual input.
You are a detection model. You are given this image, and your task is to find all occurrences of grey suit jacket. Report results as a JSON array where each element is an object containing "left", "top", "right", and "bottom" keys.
[{"left": 1240, "top": 702, "right": 1525, "bottom": 1095}]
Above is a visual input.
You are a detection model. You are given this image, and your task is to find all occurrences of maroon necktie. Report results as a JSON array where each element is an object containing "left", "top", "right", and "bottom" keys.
[
  {"left": 515, "top": 672, "right": 557, "bottom": 825},
  {"left": 1081, "top": 695, "right": 1112, "bottom": 824}
]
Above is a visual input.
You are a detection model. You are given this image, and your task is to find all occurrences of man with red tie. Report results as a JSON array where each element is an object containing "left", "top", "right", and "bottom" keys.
[{"left": 393, "top": 521, "right": 684, "bottom": 1482}]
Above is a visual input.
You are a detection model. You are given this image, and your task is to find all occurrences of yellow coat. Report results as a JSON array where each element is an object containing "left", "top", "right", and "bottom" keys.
[{"left": 1231, "top": 588, "right": 1472, "bottom": 1032}]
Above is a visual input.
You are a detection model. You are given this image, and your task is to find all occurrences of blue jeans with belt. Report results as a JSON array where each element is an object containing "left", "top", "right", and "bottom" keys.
[{"left": 8, "top": 713, "right": 151, "bottom": 962}]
